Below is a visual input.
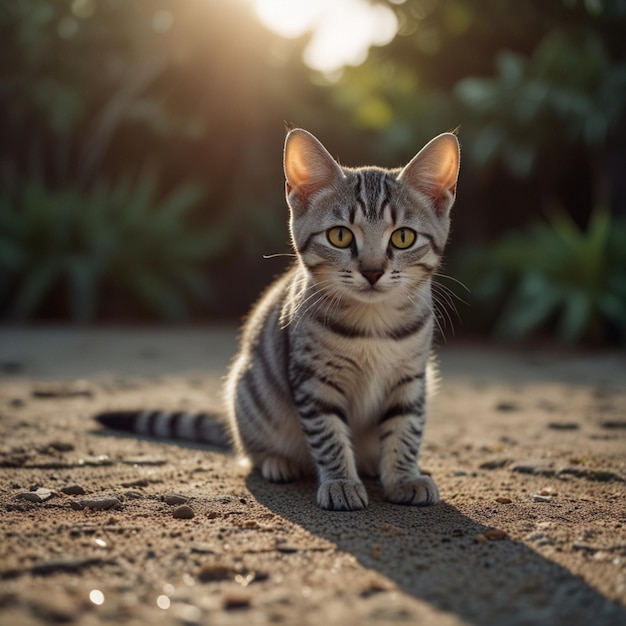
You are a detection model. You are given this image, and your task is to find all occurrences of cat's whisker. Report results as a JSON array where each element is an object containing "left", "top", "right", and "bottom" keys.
[
  {"left": 434, "top": 272, "right": 471, "bottom": 298},
  {"left": 262, "top": 252, "right": 298, "bottom": 259},
  {"left": 289, "top": 281, "right": 338, "bottom": 329},
  {"left": 323, "top": 291, "right": 344, "bottom": 327},
  {"left": 406, "top": 289, "right": 447, "bottom": 342},
  {"left": 432, "top": 282, "right": 464, "bottom": 325},
  {"left": 432, "top": 291, "right": 456, "bottom": 337}
]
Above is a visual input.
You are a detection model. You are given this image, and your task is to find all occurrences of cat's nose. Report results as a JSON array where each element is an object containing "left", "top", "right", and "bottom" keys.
[{"left": 361, "top": 269, "right": 384, "bottom": 285}]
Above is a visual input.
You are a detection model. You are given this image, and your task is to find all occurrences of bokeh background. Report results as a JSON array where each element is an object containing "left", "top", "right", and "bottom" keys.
[{"left": 1, "top": 0, "right": 625, "bottom": 345}]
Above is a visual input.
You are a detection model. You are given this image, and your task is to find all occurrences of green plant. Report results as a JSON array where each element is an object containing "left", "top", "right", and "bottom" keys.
[
  {"left": 454, "top": 208, "right": 626, "bottom": 344},
  {"left": 0, "top": 170, "right": 226, "bottom": 322},
  {"left": 454, "top": 26, "right": 626, "bottom": 209}
]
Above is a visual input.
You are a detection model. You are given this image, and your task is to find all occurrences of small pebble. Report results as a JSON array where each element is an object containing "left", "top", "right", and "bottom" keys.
[
  {"left": 474, "top": 534, "right": 488, "bottom": 545},
  {"left": 495, "top": 401, "right": 518, "bottom": 412},
  {"left": 276, "top": 542, "right": 299, "bottom": 554},
  {"left": 31, "top": 381, "right": 92, "bottom": 398},
  {"left": 172, "top": 505, "right": 195, "bottom": 519},
  {"left": 47, "top": 440, "right": 75, "bottom": 452},
  {"left": 600, "top": 420, "right": 626, "bottom": 430},
  {"left": 532, "top": 493, "right": 554, "bottom": 503},
  {"left": 122, "top": 456, "right": 167, "bottom": 466},
  {"left": 70, "top": 497, "right": 121, "bottom": 511},
  {"left": 484, "top": 528, "right": 508, "bottom": 541},
  {"left": 16, "top": 488, "right": 53, "bottom": 503},
  {"left": 557, "top": 467, "right": 624, "bottom": 483},
  {"left": 511, "top": 460, "right": 555, "bottom": 477},
  {"left": 223, "top": 592, "right": 251, "bottom": 610},
  {"left": 164, "top": 494, "right": 189, "bottom": 506},
  {"left": 525, "top": 532, "right": 555, "bottom": 547},
  {"left": 495, "top": 497, "right": 512, "bottom": 504},
  {"left": 198, "top": 564, "right": 232, "bottom": 582},
  {"left": 370, "top": 543, "right": 382, "bottom": 559},
  {"left": 31, "top": 556, "right": 105, "bottom": 575},
  {"left": 240, "top": 519, "right": 260, "bottom": 529},
  {"left": 78, "top": 455, "right": 113, "bottom": 467},
  {"left": 190, "top": 542, "right": 219, "bottom": 554},
  {"left": 547, "top": 422, "right": 579, "bottom": 430},
  {"left": 121, "top": 478, "right": 150, "bottom": 488},
  {"left": 61, "top": 485, "right": 86, "bottom": 495},
  {"left": 479, "top": 459, "right": 512, "bottom": 470}
]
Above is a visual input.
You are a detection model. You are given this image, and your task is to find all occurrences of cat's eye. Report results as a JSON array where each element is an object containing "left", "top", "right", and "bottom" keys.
[
  {"left": 327, "top": 226, "right": 354, "bottom": 249},
  {"left": 390, "top": 228, "right": 417, "bottom": 249}
]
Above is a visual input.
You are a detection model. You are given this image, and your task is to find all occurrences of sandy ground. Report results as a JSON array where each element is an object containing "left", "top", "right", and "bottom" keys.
[{"left": 0, "top": 326, "right": 625, "bottom": 626}]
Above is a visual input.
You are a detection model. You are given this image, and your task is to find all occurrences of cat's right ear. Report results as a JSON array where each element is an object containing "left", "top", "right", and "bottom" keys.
[{"left": 284, "top": 129, "right": 344, "bottom": 210}]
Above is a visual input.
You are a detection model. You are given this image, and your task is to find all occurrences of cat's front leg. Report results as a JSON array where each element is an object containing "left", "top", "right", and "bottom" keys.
[
  {"left": 299, "top": 406, "right": 368, "bottom": 511},
  {"left": 379, "top": 383, "right": 439, "bottom": 506}
]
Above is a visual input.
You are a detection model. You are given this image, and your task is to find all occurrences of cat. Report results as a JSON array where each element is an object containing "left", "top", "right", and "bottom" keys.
[{"left": 96, "top": 127, "right": 460, "bottom": 511}]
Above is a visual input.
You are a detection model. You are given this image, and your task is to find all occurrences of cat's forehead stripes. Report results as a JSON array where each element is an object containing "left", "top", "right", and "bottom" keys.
[{"left": 352, "top": 169, "right": 395, "bottom": 222}]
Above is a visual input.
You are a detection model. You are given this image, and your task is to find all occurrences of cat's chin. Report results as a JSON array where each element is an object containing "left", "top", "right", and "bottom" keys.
[{"left": 348, "top": 286, "right": 394, "bottom": 304}]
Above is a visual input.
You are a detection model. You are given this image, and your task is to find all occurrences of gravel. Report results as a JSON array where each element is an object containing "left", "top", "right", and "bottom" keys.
[{"left": 1, "top": 327, "right": 625, "bottom": 626}]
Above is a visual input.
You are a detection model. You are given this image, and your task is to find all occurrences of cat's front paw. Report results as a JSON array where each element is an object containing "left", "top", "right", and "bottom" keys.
[
  {"left": 317, "top": 479, "right": 368, "bottom": 511},
  {"left": 385, "top": 475, "right": 439, "bottom": 506}
]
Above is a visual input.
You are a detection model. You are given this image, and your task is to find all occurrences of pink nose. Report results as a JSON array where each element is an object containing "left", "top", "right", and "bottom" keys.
[{"left": 361, "top": 269, "right": 384, "bottom": 285}]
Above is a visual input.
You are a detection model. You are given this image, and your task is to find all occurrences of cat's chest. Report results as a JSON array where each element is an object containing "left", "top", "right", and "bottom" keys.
[{"left": 327, "top": 335, "right": 428, "bottom": 424}]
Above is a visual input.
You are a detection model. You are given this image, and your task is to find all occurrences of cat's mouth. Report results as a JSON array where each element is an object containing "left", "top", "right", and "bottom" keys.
[{"left": 350, "top": 283, "right": 391, "bottom": 302}]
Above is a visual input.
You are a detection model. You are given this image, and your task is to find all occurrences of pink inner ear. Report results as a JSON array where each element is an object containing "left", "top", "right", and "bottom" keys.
[
  {"left": 400, "top": 133, "right": 460, "bottom": 200},
  {"left": 284, "top": 129, "right": 343, "bottom": 196},
  {"left": 284, "top": 139, "right": 312, "bottom": 189},
  {"left": 436, "top": 150, "right": 460, "bottom": 193}
]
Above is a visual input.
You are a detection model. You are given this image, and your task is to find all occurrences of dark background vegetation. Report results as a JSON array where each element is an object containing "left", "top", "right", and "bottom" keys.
[{"left": 1, "top": 0, "right": 625, "bottom": 344}]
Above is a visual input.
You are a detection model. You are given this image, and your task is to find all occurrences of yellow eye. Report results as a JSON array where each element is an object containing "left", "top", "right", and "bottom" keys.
[
  {"left": 327, "top": 226, "right": 354, "bottom": 249},
  {"left": 390, "top": 228, "right": 417, "bottom": 249}
]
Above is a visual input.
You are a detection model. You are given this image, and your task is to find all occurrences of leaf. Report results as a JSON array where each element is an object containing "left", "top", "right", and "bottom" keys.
[
  {"left": 495, "top": 272, "right": 561, "bottom": 338},
  {"left": 154, "top": 184, "right": 205, "bottom": 226},
  {"left": 558, "top": 290, "right": 592, "bottom": 343}
]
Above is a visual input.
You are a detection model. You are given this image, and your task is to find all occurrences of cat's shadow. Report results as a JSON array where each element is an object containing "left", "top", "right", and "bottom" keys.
[{"left": 245, "top": 472, "right": 624, "bottom": 626}]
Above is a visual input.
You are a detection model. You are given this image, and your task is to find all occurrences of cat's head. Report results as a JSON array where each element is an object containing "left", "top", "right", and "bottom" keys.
[{"left": 284, "top": 128, "right": 460, "bottom": 304}]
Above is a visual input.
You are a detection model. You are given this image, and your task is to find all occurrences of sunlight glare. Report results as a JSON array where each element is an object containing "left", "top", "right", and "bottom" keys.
[{"left": 253, "top": 0, "right": 398, "bottom": 74}]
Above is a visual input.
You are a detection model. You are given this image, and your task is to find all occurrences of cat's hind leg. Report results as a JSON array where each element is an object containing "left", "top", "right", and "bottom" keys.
[{"left": 260, "top": 455, "right": 301, "bottom": 483}]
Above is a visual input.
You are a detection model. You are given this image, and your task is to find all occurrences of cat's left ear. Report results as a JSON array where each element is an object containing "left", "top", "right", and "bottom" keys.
[
  {"left": 284, "top": 129, "right": 344, "bottom": 211},
  {"left": 398, "top": 133, "right": 460, "bottom": 216}
]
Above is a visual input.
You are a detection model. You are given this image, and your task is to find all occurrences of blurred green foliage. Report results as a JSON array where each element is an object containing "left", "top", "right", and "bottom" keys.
[
  {"left": 0, "top": 170, "right": 224, "bottom": 321},
  {"left": 452, "top": 208, "right": 626, "bottom": 343},
  {"left": 455, "top": 27, "right": 626, "bottom": 182},
  {"left": 0, "top": 0, "right": 625, "bottom": 343}
]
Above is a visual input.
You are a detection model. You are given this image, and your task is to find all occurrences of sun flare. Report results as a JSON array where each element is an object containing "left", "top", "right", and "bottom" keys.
[{"left": 252, "top": 0, "right": 399, "bottom": 74}]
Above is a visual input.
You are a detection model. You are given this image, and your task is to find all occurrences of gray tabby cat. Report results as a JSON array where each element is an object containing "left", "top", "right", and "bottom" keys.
[{"left": 96, "top": 128, "right": 460, "bottom": 511}]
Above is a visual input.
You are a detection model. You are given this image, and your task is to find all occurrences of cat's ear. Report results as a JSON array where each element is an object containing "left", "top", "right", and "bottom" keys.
[
  {"left": 284, "top": 129, "right": 344, "bottom": 209},
  {"left": 399, "top": 133, "right": 460, "bottom": 216}
]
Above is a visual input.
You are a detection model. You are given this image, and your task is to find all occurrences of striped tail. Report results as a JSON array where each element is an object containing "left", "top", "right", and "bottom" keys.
[{"left": 95, "top": 410, "right": 231, "bottom": 450}]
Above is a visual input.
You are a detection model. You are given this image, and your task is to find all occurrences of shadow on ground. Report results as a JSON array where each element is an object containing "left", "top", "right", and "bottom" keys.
[{"left": 246, "top": 472, "right": 625, "bottom": 626}]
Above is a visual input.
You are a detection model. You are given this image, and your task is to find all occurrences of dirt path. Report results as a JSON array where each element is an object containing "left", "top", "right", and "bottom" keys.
[{"left": 1, "top": 327, "right": 625, "bottom": 626}]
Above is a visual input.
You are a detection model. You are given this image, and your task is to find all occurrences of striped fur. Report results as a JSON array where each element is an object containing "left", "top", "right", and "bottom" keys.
[
  {"left": 96, "top": 410, "right": 230, "bottom": 448},
  {"left": 95, "top": 128, "right": 460, "bottom": 512}
]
